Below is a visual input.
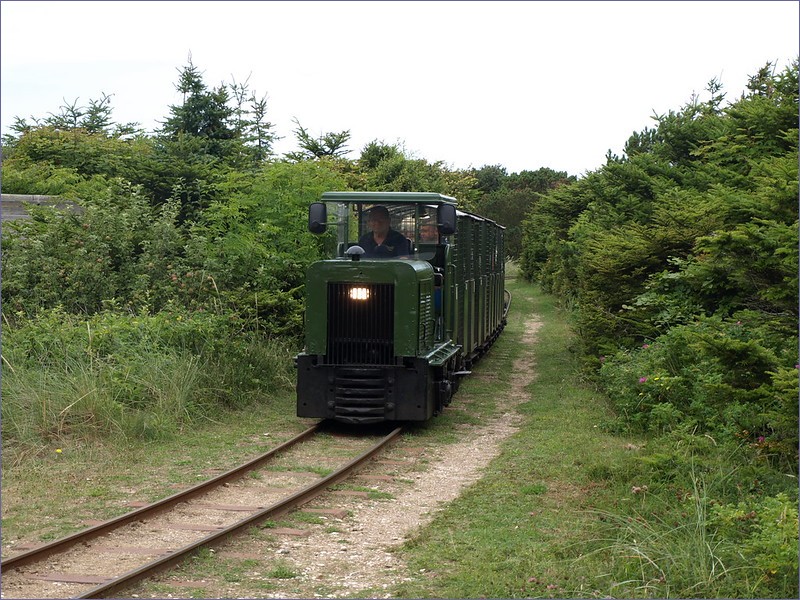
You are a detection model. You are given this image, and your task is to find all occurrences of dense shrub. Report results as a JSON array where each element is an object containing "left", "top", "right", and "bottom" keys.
[
  {"left": 711, "top": 492, "right": 799, "bottom": 594},
  {"left": 522, "top": 60, "right": 798, "bottom": 438},
  {"left": 183, "top": 160, "right": 347, "bottom": 336},
  {"left": 599, "top": 315, "right": 798, "bottom": 468},
  {"left": 1, "top": 182, "right": 185, "bottom": 315},
  {"left": 1, "top": 159, "right": 348, "bottom": 336}
]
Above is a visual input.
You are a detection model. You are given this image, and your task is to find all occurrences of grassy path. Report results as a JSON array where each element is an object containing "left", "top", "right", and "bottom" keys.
[{"left": 392, "top": 272, "right": 640, "bottom": 598}]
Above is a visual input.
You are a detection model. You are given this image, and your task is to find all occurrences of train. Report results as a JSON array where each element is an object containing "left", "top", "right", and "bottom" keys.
[{"left": 296, "top": 191, "right": 508, "bottom": 424}]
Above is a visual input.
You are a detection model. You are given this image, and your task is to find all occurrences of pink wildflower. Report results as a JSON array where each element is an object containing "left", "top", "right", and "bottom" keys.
[{"left": 639, "top": 377, "right": 648, "bottom": 383}]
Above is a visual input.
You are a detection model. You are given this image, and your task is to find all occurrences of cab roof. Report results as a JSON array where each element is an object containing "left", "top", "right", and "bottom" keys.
[{"left": 321, "top": 191, "right": 457, "bottom": 205}]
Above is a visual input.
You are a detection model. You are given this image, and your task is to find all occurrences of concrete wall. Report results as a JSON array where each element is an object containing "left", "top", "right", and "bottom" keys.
[{"left": 1, "top": 194, "right": 82, "bottom": 222}]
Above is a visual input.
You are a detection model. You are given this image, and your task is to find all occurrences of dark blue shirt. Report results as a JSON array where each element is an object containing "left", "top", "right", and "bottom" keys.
[{"left": 358, "top": 229, "right": 411, "bottom": 258}]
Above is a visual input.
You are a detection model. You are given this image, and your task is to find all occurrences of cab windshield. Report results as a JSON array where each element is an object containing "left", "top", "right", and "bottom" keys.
[{"left": 322, "top": 202, "right": 441, "bottom": 261}]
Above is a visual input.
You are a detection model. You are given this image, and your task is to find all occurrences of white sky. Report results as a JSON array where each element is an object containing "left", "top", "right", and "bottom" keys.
[{"left": 1, "top": 1, "right": 798, "bottom": 176}]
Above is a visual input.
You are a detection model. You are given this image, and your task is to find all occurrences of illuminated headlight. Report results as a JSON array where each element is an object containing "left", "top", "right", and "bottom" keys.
[{"left": 349, "top": 286, "right": 370, "bottom": 301}]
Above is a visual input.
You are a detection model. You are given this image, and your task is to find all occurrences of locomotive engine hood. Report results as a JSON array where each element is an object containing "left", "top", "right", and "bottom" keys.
[{"left": 303, "top": 258, "right": 435, "bottom": 359}]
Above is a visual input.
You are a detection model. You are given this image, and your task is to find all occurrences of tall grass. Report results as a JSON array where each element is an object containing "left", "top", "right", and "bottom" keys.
[
  {"left": 584, "top": 475, "right": 752, "bottom": 598},
  {"left": 1, "top": 308, "right": 296, "bottom": 457},
  {"left": 2, "top": 350, "right": 205, "bottom": 448}
]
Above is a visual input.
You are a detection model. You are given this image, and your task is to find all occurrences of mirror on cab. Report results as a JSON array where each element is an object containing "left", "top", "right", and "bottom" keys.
[
  {"left": 308, "top": 202, "right": 327, "bottom": 234},
  {"left": 438, "top": 203, "right": 457, "bottom": 236}
]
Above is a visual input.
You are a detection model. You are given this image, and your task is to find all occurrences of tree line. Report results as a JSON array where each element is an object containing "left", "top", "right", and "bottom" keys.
[
  {"left": 1, "top": 58, "right": 570, "bottom": 327},
  {"left": 0, "top": 56, "right": 568, "bottom": 449}
]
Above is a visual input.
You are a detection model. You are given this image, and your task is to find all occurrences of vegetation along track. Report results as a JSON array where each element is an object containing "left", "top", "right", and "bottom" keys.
[{"left": 0, "top": 422, "right": 402, "bottom": 599}]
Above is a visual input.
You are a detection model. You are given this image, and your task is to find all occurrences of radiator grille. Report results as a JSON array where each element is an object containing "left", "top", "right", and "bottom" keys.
[{"left": 327, "top": 283, "right": 394, "bottom": 365}]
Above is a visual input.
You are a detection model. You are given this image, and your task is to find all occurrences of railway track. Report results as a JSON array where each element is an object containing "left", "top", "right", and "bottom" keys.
[{"left": 0, "top": 422, "right": 403, "bottom": 599}]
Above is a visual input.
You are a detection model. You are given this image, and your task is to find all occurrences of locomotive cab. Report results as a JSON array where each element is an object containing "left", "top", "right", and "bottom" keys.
[
  {"left": 296, "top": 192, "right": 504, "bottom": 424},
  {"left": 310, "top": 201, "right": 454, "bottom": 264}
]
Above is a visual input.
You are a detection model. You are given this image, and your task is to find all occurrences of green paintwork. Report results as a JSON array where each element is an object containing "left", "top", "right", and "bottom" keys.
[{"left": 304, "top": 258, "right": 434, "bottom": 357}]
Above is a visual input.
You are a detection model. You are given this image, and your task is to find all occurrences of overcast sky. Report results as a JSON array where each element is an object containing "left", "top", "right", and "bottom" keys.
[{"left": 1, "top": 1, "right": 798, "bottom": 176}]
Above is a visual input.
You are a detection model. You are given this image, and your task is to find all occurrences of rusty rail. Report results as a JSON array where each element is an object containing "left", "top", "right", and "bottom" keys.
[
  {"left": 1, "top": 423, "right": 321, "bottom": 571},
  {"left": 78, "top": 426, "right": 403, "bottom": 598}
]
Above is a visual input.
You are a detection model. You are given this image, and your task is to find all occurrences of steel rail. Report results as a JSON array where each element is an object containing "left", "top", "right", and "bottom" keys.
[
  {"left": 1, "top": 422, "right": 322, "bottom": 571},
  {"left": 77, "top": 425, "right": 403, "bottom": 599}
]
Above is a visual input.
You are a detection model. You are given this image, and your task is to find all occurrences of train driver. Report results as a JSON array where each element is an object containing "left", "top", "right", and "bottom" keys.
[{"left": 359, "top": 206, "right": 412, "bottom": 258}]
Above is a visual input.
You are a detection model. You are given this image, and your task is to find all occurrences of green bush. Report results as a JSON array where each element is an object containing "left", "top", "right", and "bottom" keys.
[
  {"left": 599, "top": 316, "right": 798, "bottom": 469},
  {"left": 1, "top": 183, "right": 186, "bottom": 315},
  {"left": 711, "top": 492, "right": 799, "bottom": 596}
]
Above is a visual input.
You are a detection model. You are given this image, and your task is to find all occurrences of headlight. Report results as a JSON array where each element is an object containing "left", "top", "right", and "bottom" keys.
[{"left": 349, "top": 286, "right": 370, "bottom": 301}]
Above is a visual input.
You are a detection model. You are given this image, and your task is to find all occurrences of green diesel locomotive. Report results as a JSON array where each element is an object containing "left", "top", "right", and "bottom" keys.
[{"left": 296, "top": 192, "right": 508, "bottom": 424}]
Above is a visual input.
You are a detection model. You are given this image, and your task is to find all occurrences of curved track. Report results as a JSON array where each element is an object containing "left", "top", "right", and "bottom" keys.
[{"left": 1, "top": 423, "right": 403, "bottom": 599}]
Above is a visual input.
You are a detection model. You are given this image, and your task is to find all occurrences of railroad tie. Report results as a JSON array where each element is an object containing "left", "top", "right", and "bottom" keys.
[
  {"left": 302, "top": 508, "right": 349, "bottom": 519},
  {"left": 27, "top": 574, "right": 115, "bottom": 584}
]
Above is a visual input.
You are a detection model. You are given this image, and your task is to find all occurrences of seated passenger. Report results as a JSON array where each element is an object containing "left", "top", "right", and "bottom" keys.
[
  {"left": 419, "top": 223, "right": 438, "bottom": 242},
  {"left": 358, "top": 206, "right": 411, "bottom": 257}
]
